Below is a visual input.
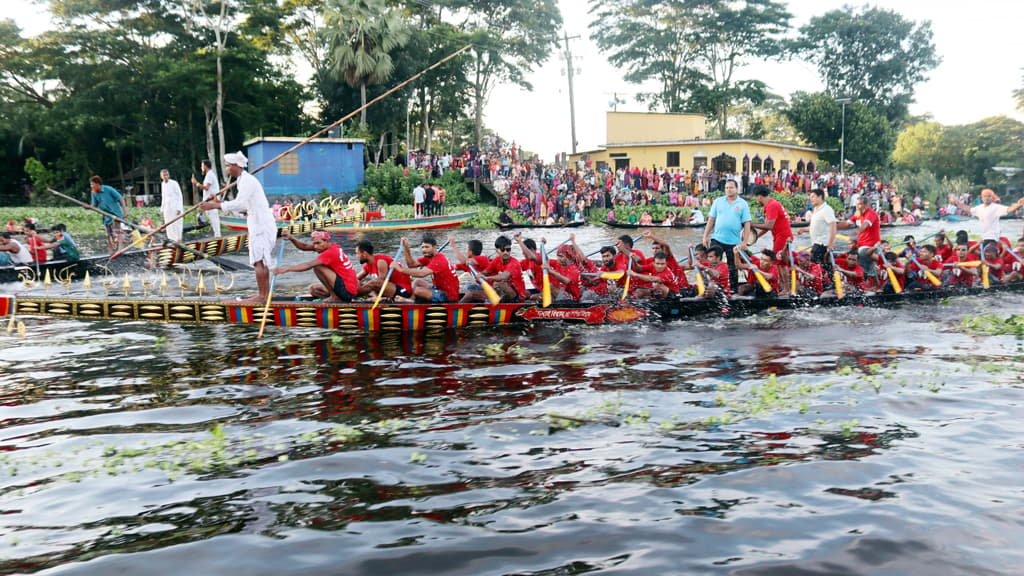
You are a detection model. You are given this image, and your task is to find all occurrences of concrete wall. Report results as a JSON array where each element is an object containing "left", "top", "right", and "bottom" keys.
[{"left": 606, "top": 111, "right": 706, "bottom": 145}]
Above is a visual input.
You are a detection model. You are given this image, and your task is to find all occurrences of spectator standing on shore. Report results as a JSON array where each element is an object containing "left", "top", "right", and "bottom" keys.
[{"left": 413, "top": 183, "right": 425, "bottom": 217}]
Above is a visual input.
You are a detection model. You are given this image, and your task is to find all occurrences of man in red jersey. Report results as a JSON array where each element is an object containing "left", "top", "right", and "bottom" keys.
[
  {"left": 642, "top": 230, "right": 695, "bottom": 295},
  {"left": 848, "top": 195, "right": 881, "bottom": 281},
  {"left": 933, "top": 232, "right": 954, "bottom": 263},
  {"left": 793, "top": 251, "right": 825, "bottom": 296},
  {"left": 354, "top": 240, "right": 413, "bottom": 300},
  {"left": 626, "top": 251, "right": 680, "bottom": 298},
  {"left": 735, "top": 248, "right": 779, "bottom": 297},
  {"left": 751, "top": 185, "right": 794, "bottom": 262},
  {"left": 979, "top": 243, "right": 1006, "bottom": 284},
  {"left": 542, "top": 243, "right": 583, "bottom": 301},
  {"left": 392, "top": 235, "right": 460, "bottom": 302},
  {"left": 944, "top": 242, "right": 980, "bottom": 288},
  {"left": 275, "top": 230, "right": 359, "bottom": 302},
  {"left": 694, "top": 245, "right": 730, "bottom": 297},
  {"left": 513, "top": 233, "right": 544, "bottom": 295},
  {"left": 455, "top": 235, "right": 527, "bottom": 302},
  {"left": 1001, "top": 238, "right": 1024, "bottom": 283},
  {"left": 905, "top": 245, "right": 943, "bottom": 291}
]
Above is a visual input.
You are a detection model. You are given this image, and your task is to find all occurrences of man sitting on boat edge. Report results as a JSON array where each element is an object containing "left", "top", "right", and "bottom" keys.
[
  {"left": 391, "top": 235, "right": 460, "bottom": 303},
  {"left": 354, "top": 240, "right": 412, "bottom": 300},
  {"left": 274, "top": 230, "right": 359, "bottom": 302}
]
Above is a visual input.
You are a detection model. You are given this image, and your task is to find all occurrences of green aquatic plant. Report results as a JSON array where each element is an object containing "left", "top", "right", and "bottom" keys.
[{"left": 958, "top": 313, "right": 1024, "bottom": 336}]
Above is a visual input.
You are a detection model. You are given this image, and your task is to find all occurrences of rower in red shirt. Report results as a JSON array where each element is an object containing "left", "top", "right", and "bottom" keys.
[
  {"left": 832, "top": 249, "right": 869, "bottom": 294},
  {"left": 354, "top": 240, "right": 413, "bottom": 299},
  {"left": 392, "top": 235, "right": 460, "bottom": 302},
  {"left": 543, "top": 244, "right": 583, "bottom": 301},
  {"left": 454, "top": 235, "right": 526, "bottom": 302},
  {"left": 751, "top": 185, "right": 794, "bottom": 262},
  {"left": 793, "top": 251, "right": 825, "bottom": 295},
  {"left": 1002, "top": 237, "right": 1024, "bottom": 283},
  {"left": 933, "top": 232, "right": 954, "bottom": 263},
  {"left": 275, "top": 230, "right": 359, "bottom": 302},
  {"left": 626, "top": 251, "right": 680, "bottom": 298},
  {"left": 849, "top": 195, "right": 881, "bottom": 281},
  {"left": 735, "top": 248, "right": 779, "bottom": 297},
  {"left": 905, "top": 245, "right": 943, "bottom": 291},
  {"left": 979, "top": 243, "right": 1005, "bottom": 284},
  {"left": 513, "top": 233, "right": 544, "bottom": 296},
  {"left": 642, "top": 230, "right": 693, "bottom": 293},
  {"left": 694, "top": 245, "right": 730, "bottom": 297},
  {"left": 945, "top": 242, "right": 980, "bottom": 288}
]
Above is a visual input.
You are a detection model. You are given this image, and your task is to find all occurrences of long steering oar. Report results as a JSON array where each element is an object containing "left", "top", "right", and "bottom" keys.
[
  {"left": 371, "top": 244, "right": 404, "bottom": 310},
  {"left": 829, "top": 251, "right": 844, "bottom": 299},
  {"left": 690, "top": 247, "right": 705, "bottom": 297},
  {"left": 256, "top": 239, "right": 287, "bottom": 339},
  {"left": 737, "top": 249, "right": 772, "bottom": 293},
  {"left": 540, "top": 240, "right": 552, "bottom": 307},
  {"left": 51, "top": 188, "right": 251, "bottom": 272},
  {"left": 113, "top": 43, "right": 473, "bottom": 259}
]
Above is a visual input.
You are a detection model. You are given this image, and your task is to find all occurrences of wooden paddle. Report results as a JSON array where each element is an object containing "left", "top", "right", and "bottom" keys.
[
  {"left": 256, "top": 239, "right": 287, "bottom": 339},
  {"left": 907, "top": 253, "right": 942, "bottom": 287},
  {"left": 370, "top": 244, "right": 404, "bottom": 310},
  {"left": 51, "top": 189, "right": 251, "bottom": 272},
  {"left": 788, "top": 242, "right": 798, "bottom": 296},
  {"left": 689, "top": 247, "right": 705, "bottom": 297},
  {"left": 582, "top": 270, "right": 625, "bottom": 281},
  {"left": 737, "top": 249, "right": 772, "bottom": 293},
  {"left": 540, "top": 240, "right": 552, "bottom": 307},
  {"left": 620, "top": 255, "right": 633, "bottom": 301},
  {"left": 978, "top": 253, "right": 991, "bottom": 289},
  {"left": 465, "top": 261, "right": 501, "bottom": 305},
  {"left": 113, "top": 43, "right": 473, "bottom": 260},
  {"left": 828, "top": 251, "right": 844, "bottom": 299}
]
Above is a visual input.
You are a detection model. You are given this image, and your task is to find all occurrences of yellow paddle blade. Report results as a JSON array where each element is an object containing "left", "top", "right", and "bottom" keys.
[
  {"left": 887, "top": 267, "right": 903, "bottom": 293},
  {"left": 790, "top": 268, "right": 797, "bottom": 296},
  {"left": 542, "top": 271, "right": 552, "bottom": 307},
  {"left": 694, "top": 269, "right": 705, "bottom": 296},
  {"left": 621, "top": 275, "right": 631, "bottom": 301},
  {"left": 480, "top": 279, "right": 501, "bottom": 305},
  {"left": 834, "top": 270, "right": 844, "bottom": 299},
  {"left": 599, "top": 270, "right": 625, "bottom": 281},
  {"left": 370, "top": 278, "right": 389, "bottom": 310},
  {"left": 836, "top": 233, "right": 850, "bottom": 241},
  {"left": 955, "top": 261, "right": 982, "bottom": 268},
  {"left": 982, "top": 265, "right": 990, "bottom": 289},
  {"left": 754, "top": 269, "right": 772, "bottom": 293},
  {"left": 924, "top": 269, "right": 941, "bottom": 287}
]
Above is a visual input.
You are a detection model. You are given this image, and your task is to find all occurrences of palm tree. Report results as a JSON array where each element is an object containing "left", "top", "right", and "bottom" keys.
[{"left": 323, "top": 0, "right": 410, "bottom": 130}]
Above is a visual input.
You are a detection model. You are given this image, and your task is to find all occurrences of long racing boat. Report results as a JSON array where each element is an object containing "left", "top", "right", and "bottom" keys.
[{"left": 2, "top": 280, "right": 1020, "bottom": 332}]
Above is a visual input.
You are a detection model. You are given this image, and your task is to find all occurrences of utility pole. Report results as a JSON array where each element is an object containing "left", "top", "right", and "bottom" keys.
[{"left": 562, "top": 31, "right": 580, "bottom": 155}]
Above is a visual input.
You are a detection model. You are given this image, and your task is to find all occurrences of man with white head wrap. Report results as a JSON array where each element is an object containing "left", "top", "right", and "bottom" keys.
[
  {"left": 159, "top": 169, "right": 184, "bottom": 242},
  {"left": 199, "top": 151, "right": 277, "bottom": 301}
]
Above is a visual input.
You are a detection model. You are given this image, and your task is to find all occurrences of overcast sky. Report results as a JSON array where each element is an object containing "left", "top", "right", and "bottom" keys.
[{"left": 8, "top": 0, "right": 1024, "bottom": 161}]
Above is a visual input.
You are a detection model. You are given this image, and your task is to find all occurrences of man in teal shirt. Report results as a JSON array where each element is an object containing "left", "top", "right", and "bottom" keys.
[
  {"left": 89, "top": 175, "right": 128, "bottom": 251},
  {"left": 701, "top": 179, "right": 753, "bottom": 293}
]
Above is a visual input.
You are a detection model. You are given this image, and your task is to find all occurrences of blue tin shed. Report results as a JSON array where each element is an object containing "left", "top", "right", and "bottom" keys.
[{"left": 243, "top": 137, "right": 365, "bottom": 197}]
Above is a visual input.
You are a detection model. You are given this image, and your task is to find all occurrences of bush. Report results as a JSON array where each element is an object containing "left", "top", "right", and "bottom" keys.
[{"left": 360, "top": 164, "right": 476, "bottom": 206}]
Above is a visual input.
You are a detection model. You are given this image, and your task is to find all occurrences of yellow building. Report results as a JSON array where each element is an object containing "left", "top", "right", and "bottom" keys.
[{"left": 572, "top": 111, "right": 823, "bottom": 174}]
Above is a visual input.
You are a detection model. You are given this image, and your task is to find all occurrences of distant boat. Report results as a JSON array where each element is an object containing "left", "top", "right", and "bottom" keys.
[
  {"left": 496, "top": 221, "right": 585, "bottom": 229},
  {"left": 325, "top": 212, "right": 477, "bottom": 232}
]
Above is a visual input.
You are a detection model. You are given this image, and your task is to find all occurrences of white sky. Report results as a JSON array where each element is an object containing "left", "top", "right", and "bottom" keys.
[{"left": 8, "top": 0, "right": 1024, "bottom": 161}]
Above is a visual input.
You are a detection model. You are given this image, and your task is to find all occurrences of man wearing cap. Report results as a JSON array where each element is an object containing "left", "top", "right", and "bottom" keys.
[
  {"left": 955, "top": 189, "right": 1024, "bottom": 253},
  {"left": 159, "top": 169, "right": 184, "bottom": 243},
  {"left": 199, "top": 152, "right": 277, "bottom": 301},
  {"left": 274, "top": 230, "right": 359, "bottom": 301}
]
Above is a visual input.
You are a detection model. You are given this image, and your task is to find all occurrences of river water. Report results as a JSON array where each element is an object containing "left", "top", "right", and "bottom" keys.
[{"left": 1, "top": 221, "right": 1023, "bottom": 575}]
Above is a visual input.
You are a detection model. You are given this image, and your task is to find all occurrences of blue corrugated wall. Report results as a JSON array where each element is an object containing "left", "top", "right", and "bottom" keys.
[{"left": 246, "top": 139, "right": 365, "bottom": 197}]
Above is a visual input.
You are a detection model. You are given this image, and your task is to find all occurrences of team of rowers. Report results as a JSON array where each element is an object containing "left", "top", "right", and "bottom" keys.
[
  {"left": 0, "top": 220, "right": 79, "bottom": 267},
  {"left": 271, "top": 224, "right": 1024, "bottom": 306}
]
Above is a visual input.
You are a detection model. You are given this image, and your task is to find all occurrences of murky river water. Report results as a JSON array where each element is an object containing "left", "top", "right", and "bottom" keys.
[{"left": 1, "top": 222, "right": 1023, "bottom": 575}]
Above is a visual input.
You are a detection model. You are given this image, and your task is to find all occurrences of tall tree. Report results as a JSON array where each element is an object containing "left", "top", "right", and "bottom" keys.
[
  {"left": 444, "top": 0, "right": 561, "bottom": 151},
  {"left": 794, "top": 6, "right": 939, "bottom": 123},
  {"left": 589, "top": 0, "right": 790, "bottom": 137},
  {"left": 892, "top": 121, "right": 943, "bottom": 173},
  {"left": 1015, "top": 69, "right": 1024, "bottom": 112},
  {"left": 323, "top": 0, "right": 410, "bottom": 130},
  {"left": 784, "top": 91, "right": 895, "bottom": 171}
]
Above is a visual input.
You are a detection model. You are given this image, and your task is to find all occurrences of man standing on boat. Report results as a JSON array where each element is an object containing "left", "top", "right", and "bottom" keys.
[
  {"left": 199, "top": 152, "right": 276, "bottom": 302},
  {"left": 954, "top": 189, "right": 1024, "bottom": 252},
  {"left": 750, "top": 184, "right": 794, "bottom": 266},
  {"left": 89, "top": 176, "right": 128, "bottom": 252},
  {"left": 159, "top": 169, "right": 184, "bottom": 243},
  {"left": 701, "top": 178, "right": 753, "bottom": 292},
  {"left": 849, "top": 195, "right": 882, "bottom": 286},
  {"left": 191, "top": 159, "right": 222, "bottom": 238},
  {"left": 274, "top": 230, "right": 359, "bottom": 302},
  {"left": 798, "top": 189, "right": 837, "bottom": 273}
]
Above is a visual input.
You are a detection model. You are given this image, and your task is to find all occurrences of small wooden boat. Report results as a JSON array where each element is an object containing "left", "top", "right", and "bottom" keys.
[
  {"left": 325, "top": 212, "right": 477, "bottom": 232},
  {"left": 3, "top": 280, "right": 1020, "bottom": 332},
  {"left": 220, "top": 213, "right": 362, "bottom": 232},
  {"left": 496, "top": 221, "right": 585, "bottom": 229},
  {"left": 602, "top": 219, "right": 708, "bottom": 228}
]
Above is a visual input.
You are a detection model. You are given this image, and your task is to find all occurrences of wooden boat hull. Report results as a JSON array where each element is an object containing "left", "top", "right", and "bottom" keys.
[
  {"left": 603, "top": 221, "right": 704, "bottom": 229},
  {"left": 325, "top": 212, "right": 476, "bottom": 232},
  {"left": 221, "top": 214, "right": 366, "bottom": 232},
  {"left": 3, "top": 280, "right": 1021, "bottom": 331},
  {"left": 0, "top": 250, "right": 152, "bottom": 284}
]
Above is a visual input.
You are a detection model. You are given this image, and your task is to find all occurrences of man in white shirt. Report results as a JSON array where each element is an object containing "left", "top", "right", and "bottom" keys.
[
  {"left": 191, "top": 159, "right": 222, "bottom": 237},
  {"left": 800, "top": 189, "right": 837, "bottom": 272},
  {"left": 957, "top": 188, "right": 1024, "bottom": 251},
  {"left": 412, "top": 184, "right": 425, "bottom": 217},
  {"left": 159, "top": 169, "right": 184, "bottom": 242},
  {"left": 199, "top": 152, "right": 277, "bottom": 301}
]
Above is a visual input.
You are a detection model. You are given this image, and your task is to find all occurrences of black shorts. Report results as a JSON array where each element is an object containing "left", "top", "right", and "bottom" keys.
[
  {"left": 332, "top": 276, "right": 355, "bottom": 302},
  {"left": 395, "top": 286, "right": 412, "bottom": 299}
]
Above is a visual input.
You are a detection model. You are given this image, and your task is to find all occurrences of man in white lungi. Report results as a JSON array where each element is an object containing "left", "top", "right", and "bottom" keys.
[
  {"left": 199, "top": 151, "right": 277, "bottom": 301},
  {"left": 191, "top": 159, "right": 222, "bottom": 237},
  {"left": 159, "top": 169, "right": 184, "bottom": 243}
]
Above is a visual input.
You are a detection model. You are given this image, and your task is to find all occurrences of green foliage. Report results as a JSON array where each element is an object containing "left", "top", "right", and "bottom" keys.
[
  {"left": 360, "top": 164, "right": 474, "bottom": 206},
  {"left": 793, "top": 5, "right": 939, "bottom": 122},
  {"left": 890, "top": 170, "right": 973, "bottom": 215},
  {"left": 589, "top": 0, "right": 791, "bottom": 136},
  {"left": 23, "top": 158, "right": 61, "bottom": 206},
  {"left": 0, "top": 206, "right": 166, "bottom": 236},
  {"left": 784, "top": 92, "right": 895, "bottom": 171},
  {"left": 892, "top": 122, "right": 944, "bottom": 172},
  {"left": 958, "top": 313, "right": 1024, "bottom": 336}
]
